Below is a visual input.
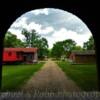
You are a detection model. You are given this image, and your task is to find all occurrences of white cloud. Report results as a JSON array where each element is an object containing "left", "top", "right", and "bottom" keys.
[
  {"left": 30, "top": 8, "right": 49, "bottom": 15},
  {"left": 26, "top": 22, "right": 42, "bottom": 32},
  {"left": 47, "top": 28, "right": 92, "bottom": 48},
  {"left": 26, "top": 22, "right": 54, "bottom": 34},
  {"left": 23, "top": 22, "right": 54, "bottom": 34},
  {"left": 11, "top": 17, "right": 28, "bottom": 28},
  {"left": 47, "top": 37, "right": 57, "bottom": 49},
  {"left": 9, "top": 19, "right": 54, "bottom": 40},
  {"left": 11, "top": 17, "right": 42, "bottom": 33},
  {"left": 10, "top": 15, "right": 54, "bottom": 32},
  {"left": 40, "top": 26, "right": 54, "bottom": 34},
  {"left": 8, "top": 28, "right": 25, "bottom": 40}
]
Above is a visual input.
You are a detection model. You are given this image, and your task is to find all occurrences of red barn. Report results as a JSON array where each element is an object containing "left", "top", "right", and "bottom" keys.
[
  {"left": 69, "top": 50, "right": 96, "bottom": 64},
  {"left": 3, "top": 48, "right": 38, "bottom": 64}
]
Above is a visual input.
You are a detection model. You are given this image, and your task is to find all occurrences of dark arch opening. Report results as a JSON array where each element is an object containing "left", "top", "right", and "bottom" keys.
[{"left": 0, "top": 0, "right": 99, "bottom": 91}]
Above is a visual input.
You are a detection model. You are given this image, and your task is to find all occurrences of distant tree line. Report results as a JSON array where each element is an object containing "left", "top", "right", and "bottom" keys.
[
  {"left": 50, "top": 39, "right": 82, "bottom": 59},
  {"left": 4, "top": 30, "right": 95, "bottom": 59},
  {"left": 50, "top": 35, "right": 95, "bottom": 59}
]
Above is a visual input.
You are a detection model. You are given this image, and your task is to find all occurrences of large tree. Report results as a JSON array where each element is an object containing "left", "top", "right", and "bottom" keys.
[
  {"left": 63, "top": 39, "right": 76, "bottom": 57},
  {"left": 4, "top": 31, "right": 25, "bottom": 47},
  {"left": 51, "top": 41, "right": 64, "bottom": 58},
  {"left": 83, "top": 36, "right": 95, "bottom": 50},
  {"left": 37, "top": 37, "right": 49, "bottom": 59},
  {"left": 22, "top": 29, "right": 40, "bottom": 47},
  {"left": 22, "top": 29, "right": 49, "bottom": 59},
  {"left": 51, "top": 39, "right": 76, "bottom": 58}
]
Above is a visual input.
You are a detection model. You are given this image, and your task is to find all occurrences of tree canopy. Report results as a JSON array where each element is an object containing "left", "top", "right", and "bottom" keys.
[
  {"left": 83, "top": 36, "right": 95, "bottom": 50},
  {"left": 51, "top": 39, "right": 77, "bottom": 58},
  {"left": 21, "top": 29, "right": 49, "bottom": 59},
  {"left": 4, "top": 32, "right": 25, "bottom": 47},
  {"left": 4, "top": 29, "right": 94, "bottom": 60}
]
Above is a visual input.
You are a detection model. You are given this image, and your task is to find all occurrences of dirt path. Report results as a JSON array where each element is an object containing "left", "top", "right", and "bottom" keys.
[{"left": 22, "top": 59, "right": 81, "bottom": 92}]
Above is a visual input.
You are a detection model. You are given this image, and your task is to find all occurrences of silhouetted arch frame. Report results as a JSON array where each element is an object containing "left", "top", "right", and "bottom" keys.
[{"left": 0, "top": 0, "right": 99, "bottom": 91}]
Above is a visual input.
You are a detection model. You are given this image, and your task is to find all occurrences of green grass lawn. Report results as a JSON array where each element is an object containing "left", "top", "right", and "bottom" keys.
[
  {"left": 1, "top": 62, "right": 44, "bottom": 91},
  {"left": 57, "top": 61, "right": 98, "bottom": 91}
]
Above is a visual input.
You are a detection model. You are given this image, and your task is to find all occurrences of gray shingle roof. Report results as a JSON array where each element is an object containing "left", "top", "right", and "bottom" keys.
[{"left": 71, "top": 50, "right": 95, "bottom": 55}]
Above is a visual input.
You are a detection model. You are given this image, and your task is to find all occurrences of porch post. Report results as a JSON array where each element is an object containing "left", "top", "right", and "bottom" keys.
[{"left": 33, "top": 52, "right": 38, "bottom": 63}]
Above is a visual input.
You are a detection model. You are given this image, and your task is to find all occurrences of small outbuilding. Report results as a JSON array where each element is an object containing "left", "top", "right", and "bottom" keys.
[
  {"left": 69, "top": 50, "right": 96, "bottom": 64},
  {"left": 3, "top": 48, "right": 38, "bottom": 64}
]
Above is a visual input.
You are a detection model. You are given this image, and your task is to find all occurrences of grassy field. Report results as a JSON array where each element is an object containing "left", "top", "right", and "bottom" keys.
[
  {"left": 1, "top": 62, "right": 44, "bottom": 91},
  {"left": 57, "top": 61, "right": 98, "bottom": 91}
]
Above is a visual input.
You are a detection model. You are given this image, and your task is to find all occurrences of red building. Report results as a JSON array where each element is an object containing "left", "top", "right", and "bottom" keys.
[{"left": 3, "top": 48, "right": 38, "bottom": 64}]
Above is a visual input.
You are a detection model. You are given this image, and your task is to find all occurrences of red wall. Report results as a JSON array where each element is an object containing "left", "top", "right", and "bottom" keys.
[{"left": 3, "top": 51, "right": 23, "bottom": 62}]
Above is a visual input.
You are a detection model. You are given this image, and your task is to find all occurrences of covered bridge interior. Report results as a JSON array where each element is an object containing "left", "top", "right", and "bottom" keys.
[{"left": 0, "top": 0, "right": 99, "bottom": 90}]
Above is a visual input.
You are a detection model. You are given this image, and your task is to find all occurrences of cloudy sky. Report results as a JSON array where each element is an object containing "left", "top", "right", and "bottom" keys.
[{"left": 8, "top": 8, "right": 92, "bottom": 48}]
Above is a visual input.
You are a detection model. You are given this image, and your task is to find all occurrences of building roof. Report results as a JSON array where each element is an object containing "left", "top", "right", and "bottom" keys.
[
  {"left": 4, "top": 48, "right": 38, "bottom": 53},
  {"left": 71, "top": 50, "right": 95, "bottom": 55}
]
